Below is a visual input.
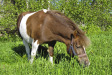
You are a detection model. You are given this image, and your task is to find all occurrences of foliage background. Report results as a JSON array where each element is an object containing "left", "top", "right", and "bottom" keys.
[{"left": 0, "top": 0, "right": 112, "bottom": 34}]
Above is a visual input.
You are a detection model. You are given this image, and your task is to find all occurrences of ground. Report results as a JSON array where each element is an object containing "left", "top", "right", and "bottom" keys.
[{"left": 0, "top": 31, "right": 112, "bottom": 75}]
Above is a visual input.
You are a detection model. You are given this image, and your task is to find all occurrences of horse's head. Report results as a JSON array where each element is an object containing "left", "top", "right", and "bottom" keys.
[{"left": 68, "top": 30, "right": 90, "bottom": 67}]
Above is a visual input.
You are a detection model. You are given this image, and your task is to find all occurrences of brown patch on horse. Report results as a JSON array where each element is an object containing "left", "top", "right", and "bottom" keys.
[
  {"left": 25, "top": 10, "right": 73, "bottom": 44},
  {"left": 26, "top": 10, "right": 48, "bottom": 43}
]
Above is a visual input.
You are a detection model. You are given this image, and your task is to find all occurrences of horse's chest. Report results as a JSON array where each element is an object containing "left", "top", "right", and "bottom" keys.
[{"left": 19, "top": 13, "right": 35, "bottom": 44}]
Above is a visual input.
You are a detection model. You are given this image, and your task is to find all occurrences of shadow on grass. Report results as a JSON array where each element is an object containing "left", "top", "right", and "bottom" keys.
[
  {"left": 12, "top": 44, "right": 72, "bottom": 64},
  {"left": 12, "top": 44, "right": 26, "bottom": 57},
  {"left": 55, "top": 53, "right": 71, "bottom": 64},
  {"left": 12, "top": 44, "right": 48, "bottom": 58}
]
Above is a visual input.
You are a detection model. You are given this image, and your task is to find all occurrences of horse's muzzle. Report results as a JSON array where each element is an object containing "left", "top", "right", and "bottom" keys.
[{"left": 78, "top": 55, "right": 90, "bottom": 67}]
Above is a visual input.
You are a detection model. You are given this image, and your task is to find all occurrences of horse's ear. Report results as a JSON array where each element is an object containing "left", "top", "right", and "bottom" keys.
[{"left": 73, "top": 30, "right": 77, "bottom": 38}]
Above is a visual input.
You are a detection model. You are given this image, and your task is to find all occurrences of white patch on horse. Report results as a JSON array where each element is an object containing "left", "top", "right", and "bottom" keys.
[
  {"left": 49, "top": 56, "right": 53, "bottom": 64},
  {"left": 83, "top": 46, "right": 90, "bottom": 66},
  {"left": 83, "top": 46, "right": 86, "bottom": 53},
  {"left": 30, "top": 40, "right": 39, "bottom": 64},
  {"left": 19, "top": 12, "right": 36, "bottom": 44},
  {"left": 43, "top": 9, "right": 48, "bottom": 13}
]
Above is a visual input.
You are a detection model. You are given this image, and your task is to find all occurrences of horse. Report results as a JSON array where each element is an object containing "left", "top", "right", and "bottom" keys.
[{"left": 17, "top": 9, "right": 90, "bottom": 67}]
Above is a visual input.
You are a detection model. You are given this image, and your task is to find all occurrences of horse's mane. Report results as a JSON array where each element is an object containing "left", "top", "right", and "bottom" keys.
[{"left": 47, "top": 10, "right": 90, "bottom": 47}]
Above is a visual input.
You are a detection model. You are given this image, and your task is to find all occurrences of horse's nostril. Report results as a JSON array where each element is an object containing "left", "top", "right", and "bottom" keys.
[{"left": 79, "top": 60, "right": 90, "bottom": 68}]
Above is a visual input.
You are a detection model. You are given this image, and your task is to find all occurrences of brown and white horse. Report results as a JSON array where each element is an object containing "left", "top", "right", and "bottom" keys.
[{"left": 17, "top": 9, "right": 90, "bottom": 67}]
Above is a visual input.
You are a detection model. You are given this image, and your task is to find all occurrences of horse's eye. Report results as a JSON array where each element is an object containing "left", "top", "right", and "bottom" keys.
[{"left": 76, "top": 46, "right": 82, "bottom": 48}]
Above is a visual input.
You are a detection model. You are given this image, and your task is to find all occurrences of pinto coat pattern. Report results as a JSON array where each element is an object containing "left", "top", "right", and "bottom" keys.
[{"left": 17, "top": 9, "right": 90, "bottom": 66}]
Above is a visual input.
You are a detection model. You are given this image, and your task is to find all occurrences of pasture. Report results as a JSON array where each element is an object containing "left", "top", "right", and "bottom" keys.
[{"left": 0, "top": 31, "right": 112, "bottom": 75}]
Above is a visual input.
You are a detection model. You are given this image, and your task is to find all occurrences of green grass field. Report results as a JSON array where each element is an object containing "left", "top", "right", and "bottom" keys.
[{"left": 0, "top": 31, "right": 112, "bottom": 75}]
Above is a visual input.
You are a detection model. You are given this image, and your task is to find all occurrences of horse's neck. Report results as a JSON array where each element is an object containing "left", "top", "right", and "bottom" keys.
[{"left": 54, "top": 33, "right": 71, "bottom": 46}]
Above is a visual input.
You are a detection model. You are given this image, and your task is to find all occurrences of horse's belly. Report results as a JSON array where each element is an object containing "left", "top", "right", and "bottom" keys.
[{"left": 19, "top": 12, "right": 36, "bottom": 44}]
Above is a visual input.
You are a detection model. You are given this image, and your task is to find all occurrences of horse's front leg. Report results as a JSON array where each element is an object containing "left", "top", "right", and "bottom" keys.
[
  {"left": 48, "top": 46, "right": 54, "bottom": 64},
  {"left": 30, "top": 40, "right": 39, "bottom": 64},
  {"left": 48, "top": 41, "right": 56, "bottom": 64}
]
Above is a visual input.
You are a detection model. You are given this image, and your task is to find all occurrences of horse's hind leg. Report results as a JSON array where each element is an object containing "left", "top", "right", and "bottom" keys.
[
  {"left": 30, "top": 40, "right": 39, "bottom": 64},
  {"left": 23, "top": 39, "right": 31, "bottom": 60},
  {"left": 48, "top": 41, "right": 56, "bottom": 64}
]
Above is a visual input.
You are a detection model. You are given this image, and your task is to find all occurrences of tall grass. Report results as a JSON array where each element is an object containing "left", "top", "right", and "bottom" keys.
[{"left": 0, "top": 30, "right": 112, "bottom": 75}]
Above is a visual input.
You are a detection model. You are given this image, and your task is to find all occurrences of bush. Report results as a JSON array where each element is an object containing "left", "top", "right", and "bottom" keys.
[
  {"left": 0, "top": 0, "right": 112, "bottom": 39},
  {"left": 53, "top": 0, "right": 112, "bottom": 29}
]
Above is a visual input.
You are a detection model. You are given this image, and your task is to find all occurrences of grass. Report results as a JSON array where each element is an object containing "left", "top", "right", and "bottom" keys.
[{"left": 0, "top": 31, "right": 112, "bottom": 75}]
